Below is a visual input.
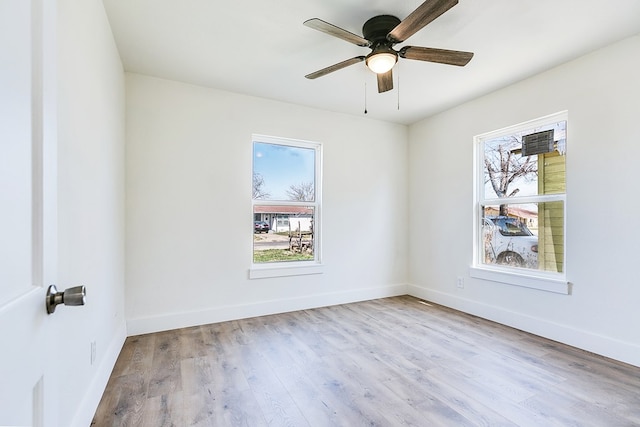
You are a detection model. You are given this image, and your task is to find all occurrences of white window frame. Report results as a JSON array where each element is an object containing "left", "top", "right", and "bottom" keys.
[
  {"left": 249, "top": 134, "right": 323, "bottom": 279},
  {"left": 471, "top": 112, "right": 570, "bottom": 294}
]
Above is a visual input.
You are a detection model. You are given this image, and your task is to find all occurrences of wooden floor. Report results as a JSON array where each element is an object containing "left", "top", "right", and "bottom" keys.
[{"left": 92, "top": 296, "right": 640, "bottom": 426}]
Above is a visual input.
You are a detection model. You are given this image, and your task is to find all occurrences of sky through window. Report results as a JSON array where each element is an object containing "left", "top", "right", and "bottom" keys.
[{"left": 253, "top": 142, "right": 315, "bottom": 201}]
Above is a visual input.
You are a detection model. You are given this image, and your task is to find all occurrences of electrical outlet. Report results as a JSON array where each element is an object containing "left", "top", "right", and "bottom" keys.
[
  {"left": 456, "top": 277, "right": 464, "bottom": 289},
  {"left": 91, "top": 341, "right": 97, "bottom": 365}
]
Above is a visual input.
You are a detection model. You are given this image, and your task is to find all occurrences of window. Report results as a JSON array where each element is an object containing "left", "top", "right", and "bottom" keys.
[
  {"left": 472, "top": 112, "right": 568, "bottom": 292},
  {"left": 251, "top": 135, "right": 322, "bottom": 277}
]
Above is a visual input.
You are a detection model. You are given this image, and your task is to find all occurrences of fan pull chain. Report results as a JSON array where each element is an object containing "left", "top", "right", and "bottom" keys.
[
  {"left": 397, "top": 62, "right": 401, "bottom": 110},
  {"left": 364, "top": 82, "right": 368, "bottom": 114}
]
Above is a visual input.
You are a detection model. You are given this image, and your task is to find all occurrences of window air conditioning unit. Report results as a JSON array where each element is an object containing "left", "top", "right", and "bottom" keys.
[{"left": 522, "top": 129, "right": 554, "bottom": 156}]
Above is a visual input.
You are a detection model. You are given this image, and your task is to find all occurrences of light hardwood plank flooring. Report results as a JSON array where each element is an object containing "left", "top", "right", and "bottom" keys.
[{"left": 92, "top": 296, "right": 640, "bottom": 426}]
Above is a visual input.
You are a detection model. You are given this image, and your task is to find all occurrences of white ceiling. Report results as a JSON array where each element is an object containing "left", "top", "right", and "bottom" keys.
[{"left": 102, "top": 0, "right": 640, "bottom": 125}]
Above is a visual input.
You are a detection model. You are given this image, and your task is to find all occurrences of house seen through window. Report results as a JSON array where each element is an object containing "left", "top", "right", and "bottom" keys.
[
  {"left": 252, "top": 135, "right": 321, "bottom": 265},
  {"left": 475, "top": 112, "right": 567, "bottom": 277}
]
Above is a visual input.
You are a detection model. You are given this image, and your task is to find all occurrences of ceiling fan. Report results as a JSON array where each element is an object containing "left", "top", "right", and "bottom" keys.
[{"left": 304, "top": 0, "right": 474, "bottom": 93}]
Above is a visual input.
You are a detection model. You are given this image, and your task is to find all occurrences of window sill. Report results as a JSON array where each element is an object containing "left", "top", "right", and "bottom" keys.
[
  {"left": 469, "top": 266, "right": 570, "bottom": 294},
  {"left": 249, "top": 263, "right": 324, "bottom": 279}
]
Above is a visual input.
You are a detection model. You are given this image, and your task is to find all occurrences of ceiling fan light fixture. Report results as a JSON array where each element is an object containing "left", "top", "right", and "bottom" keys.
[
  {"left": 366, "top": 49, "right": 397, "bottom": 74},
  {"left": 304, "top": 2, "right": 474, "bottom": 93}
]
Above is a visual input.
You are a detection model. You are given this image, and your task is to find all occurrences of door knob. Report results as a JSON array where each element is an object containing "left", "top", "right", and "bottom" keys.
[{"left": 46, "top": 284, "right": 86, "bottom": 314}]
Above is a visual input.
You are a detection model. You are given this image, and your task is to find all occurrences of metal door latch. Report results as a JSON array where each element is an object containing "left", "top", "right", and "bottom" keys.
[{"left": 46, "top": 284, "right": 86, "bottom": 314}]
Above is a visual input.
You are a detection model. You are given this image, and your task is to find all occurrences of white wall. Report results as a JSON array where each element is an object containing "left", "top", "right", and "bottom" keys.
[
  {"left": 57, "top": 0, "right": 126, "bottom": 425},
  {"left": 408, "top": 35, "right": 640, "bottom": 367},
  {"left": 125, "top": 74, "right": 409, "bottom": 334}
]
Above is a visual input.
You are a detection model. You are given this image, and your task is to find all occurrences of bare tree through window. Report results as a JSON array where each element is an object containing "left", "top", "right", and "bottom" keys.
[
  {"left": 483, "top": 136, "right": 537, "bottom": 215},
  {"left": 252, "top": 173, "right": 270, "bottom": 199},
  {"left": 286, "top": 182, "right": 314, "bottom": 202}
]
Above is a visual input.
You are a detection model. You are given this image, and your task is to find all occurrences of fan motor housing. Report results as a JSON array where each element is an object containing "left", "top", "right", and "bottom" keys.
[{"left": 362, "top": 15, "right": 401, "bottom": 43}]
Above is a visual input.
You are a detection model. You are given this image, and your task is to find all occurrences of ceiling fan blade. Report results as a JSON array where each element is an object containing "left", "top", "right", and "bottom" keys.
[
  {"left": 387, "top": 0, "right": 458, "bottom": 43},
  {"left": 304, "top": 18, "right": 370, "bottom": 47},
  {"left": 399, "top": 46, "right": 473, "bottom": 66},
  {"left": 305, "top": 56, "right": 366, "bottom": 80},
  {"left": 377, "top": 70, "right": 393, "bottom": 93}
]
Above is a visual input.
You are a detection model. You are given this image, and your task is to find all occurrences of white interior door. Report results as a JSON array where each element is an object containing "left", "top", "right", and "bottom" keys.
[{"left": 0, "top": 0, "right": 58, "bottom": 425}]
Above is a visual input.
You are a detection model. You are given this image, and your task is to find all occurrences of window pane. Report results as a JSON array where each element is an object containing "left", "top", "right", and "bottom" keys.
[
  {"left": 253, "top": 206, "right": 315, "bottom": 263},
  {"left": 253, "top": 142, "right": 315, "bottom": 201},
  {"left": 481, "top": 202, "right": 564, "bottom": 273},
  {"left": 537, "top": 201, "right": 565, "bottom": 273},
  {"left": 483, "top": 121, "right": 566, "bottom": 199}
]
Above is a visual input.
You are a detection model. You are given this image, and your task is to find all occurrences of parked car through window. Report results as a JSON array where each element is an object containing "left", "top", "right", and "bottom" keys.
[
  {"left": 254, "top": 221, "right": 270, "bottom": 233},
  {"left": 483, "top": 216, "right": 538, "bottom": 268}
]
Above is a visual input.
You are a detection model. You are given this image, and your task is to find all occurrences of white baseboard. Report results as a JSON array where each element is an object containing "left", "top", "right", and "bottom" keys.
[
  {"left": 127, "top": 284, "right": 408, "bottom": 336},
  {"left": 71, "top": 320, "right": 127, "bottom": 427},
  {"left": 407, "top": 284, "right": 640, "bottom": 368}
]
